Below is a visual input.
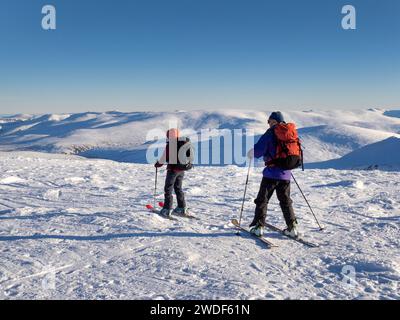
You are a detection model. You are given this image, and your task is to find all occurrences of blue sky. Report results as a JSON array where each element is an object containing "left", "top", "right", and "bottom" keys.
[{"left": 0, "top": 0, "right": 399, "bottom": 113}]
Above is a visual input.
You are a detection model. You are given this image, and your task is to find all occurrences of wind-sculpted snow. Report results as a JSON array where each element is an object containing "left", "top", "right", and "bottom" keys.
[{"left": 0, "top": 152, "right": 399, "bottom": 299}]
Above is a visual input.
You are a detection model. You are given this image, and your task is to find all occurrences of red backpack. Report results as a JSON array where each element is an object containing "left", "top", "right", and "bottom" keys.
[{"left": 267, "top": 123, "right": 303, "bottom": 170}]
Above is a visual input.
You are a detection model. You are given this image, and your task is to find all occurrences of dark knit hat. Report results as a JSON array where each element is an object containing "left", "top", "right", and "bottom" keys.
[{"left": 268, "top": 111, "right": 285, "bottom": 123}]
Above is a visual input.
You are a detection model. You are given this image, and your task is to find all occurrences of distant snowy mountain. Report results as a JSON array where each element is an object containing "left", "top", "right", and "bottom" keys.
[
  {"left": 0, "top": 114, "right": 33, "bottom": 124},
  {"left": 298, "top": 124, "right": 399, "bottom": 162},
  {"left": 0, "top": 109, "right": 399, "bottom": 168},
  {"left": 308, "top": 137, "right": 400, "bottom": 170},
  {"left": 384, "top": 110, "right": 400, "bottom": 120}
]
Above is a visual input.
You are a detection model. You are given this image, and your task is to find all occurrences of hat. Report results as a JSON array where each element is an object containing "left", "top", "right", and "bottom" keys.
[
  {"left": 166, "top": 128, "right": 180, "bottom": 139},
  {"left": 268, "top": 111, "right": 285, "bottom": 123}
]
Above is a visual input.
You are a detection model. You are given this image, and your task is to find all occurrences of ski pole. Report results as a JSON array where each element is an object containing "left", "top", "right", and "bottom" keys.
[
  {"left": 291, "top": 173, "right": 325, "bottom": 231},
  {"left": 237, "top": 159, "right": 252, "bottom": 232},
  {"left": 154, "top": 167, "right": 158, "bottom": 209}
]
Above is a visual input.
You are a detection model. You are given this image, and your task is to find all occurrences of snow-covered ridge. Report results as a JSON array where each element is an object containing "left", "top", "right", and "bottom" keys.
[
  {"left": 0, "top": 109, "right": 399, "bottom": 168},
  {"left": 308, "top": 137, "right": 400, "bottom": 170}
]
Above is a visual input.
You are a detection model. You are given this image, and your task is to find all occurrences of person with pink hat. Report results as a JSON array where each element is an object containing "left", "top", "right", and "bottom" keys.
[{"left": 155, "top": 128, "right": 193, "bottom": 217}]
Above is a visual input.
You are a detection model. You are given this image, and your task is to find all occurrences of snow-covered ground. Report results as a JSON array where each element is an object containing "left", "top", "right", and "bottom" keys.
[{"left": 0, "top": 152, "right": 399, "bottom": 300}]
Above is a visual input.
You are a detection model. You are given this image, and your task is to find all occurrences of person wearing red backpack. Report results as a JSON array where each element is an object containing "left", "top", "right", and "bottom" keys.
[{"left": 247, "top": 111, "right": 302, "bottom": 238}]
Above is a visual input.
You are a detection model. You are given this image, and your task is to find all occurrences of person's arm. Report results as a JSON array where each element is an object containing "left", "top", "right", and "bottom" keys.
[
  {"left": 155, "top": 146, "right": 168, "bottom": 167},
  {"left": 159, "top": 147, "right": 167, "bottom": 164},
  {"left": 253, "top": 130, "right": 272, "bottom": 159}
]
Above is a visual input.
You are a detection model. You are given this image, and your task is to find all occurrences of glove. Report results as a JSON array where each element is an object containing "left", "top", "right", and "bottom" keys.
[
  {"left": 265, "top": 160, "right": 275, "bottom": 168},
  {"left": 154, "top": 161, "right": 163, "bottom": 168},
  {"left": 247, "top": 148, "right": 254, "bottom": 159}
]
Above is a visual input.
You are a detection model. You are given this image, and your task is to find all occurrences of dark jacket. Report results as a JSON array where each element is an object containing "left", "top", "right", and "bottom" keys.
[{"left": 165, "top": 137, "right": 191, "bottom": 172}]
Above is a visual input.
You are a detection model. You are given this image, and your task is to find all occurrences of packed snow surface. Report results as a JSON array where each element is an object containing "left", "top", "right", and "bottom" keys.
[{"left": 0, "top": 152, "right": 398, "bottom": 299}]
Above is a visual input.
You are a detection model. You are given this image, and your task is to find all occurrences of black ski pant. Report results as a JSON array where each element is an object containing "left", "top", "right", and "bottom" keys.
[
  {"left": 250, "top": 177, "right": 297, "bottom": 228},
  {"left": 163, "top": 170, "right": 186, "bottom": 210}
]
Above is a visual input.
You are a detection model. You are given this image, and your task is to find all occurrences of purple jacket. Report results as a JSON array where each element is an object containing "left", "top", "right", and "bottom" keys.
[{"left": 254, "top": 127, "right": 292, "bottom": 181}]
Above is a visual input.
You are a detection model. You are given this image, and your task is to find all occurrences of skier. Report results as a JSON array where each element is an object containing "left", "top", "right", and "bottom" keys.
[
  {"left": 155, "top": 128, "right": 193, "bottom": 217},
  {"left": 247, "top": 111, "right": 300, "bottom": 238}
]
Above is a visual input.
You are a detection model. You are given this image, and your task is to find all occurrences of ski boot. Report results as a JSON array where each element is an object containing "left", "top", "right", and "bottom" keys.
[
  {"left": 173, "top": 207, "right": 189, "bottom": 216},
  {"left": 249, "top": 223, "right": 264, "bottom": 237},
  {"left": 159, "top": 208, "right": 172, "bottom": 218},
  {"left": 283, "top": 221, "right": 300, "bottom": 238}
]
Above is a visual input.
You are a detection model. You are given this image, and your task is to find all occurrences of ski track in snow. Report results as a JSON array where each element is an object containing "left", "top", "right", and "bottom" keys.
[{"left": 0, "top": 152, "right": 399, "bottom": 300}]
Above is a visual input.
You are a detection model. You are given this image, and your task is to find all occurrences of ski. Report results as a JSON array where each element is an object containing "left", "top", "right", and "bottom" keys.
[
  {"left": 264, "top": 223, "right": 319, "bottom": 248},
  {"left": 157, "top": 202, "right": 199, "bottom": 220},
  {"left": 231, "top": 219, "right": 277, "bottom": 248},
  {"left": 146, "top": 205, "right": 178, "bottom": 221},
  {"left": 172, "top": 212, "right": 200, "bottom": 220}
]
